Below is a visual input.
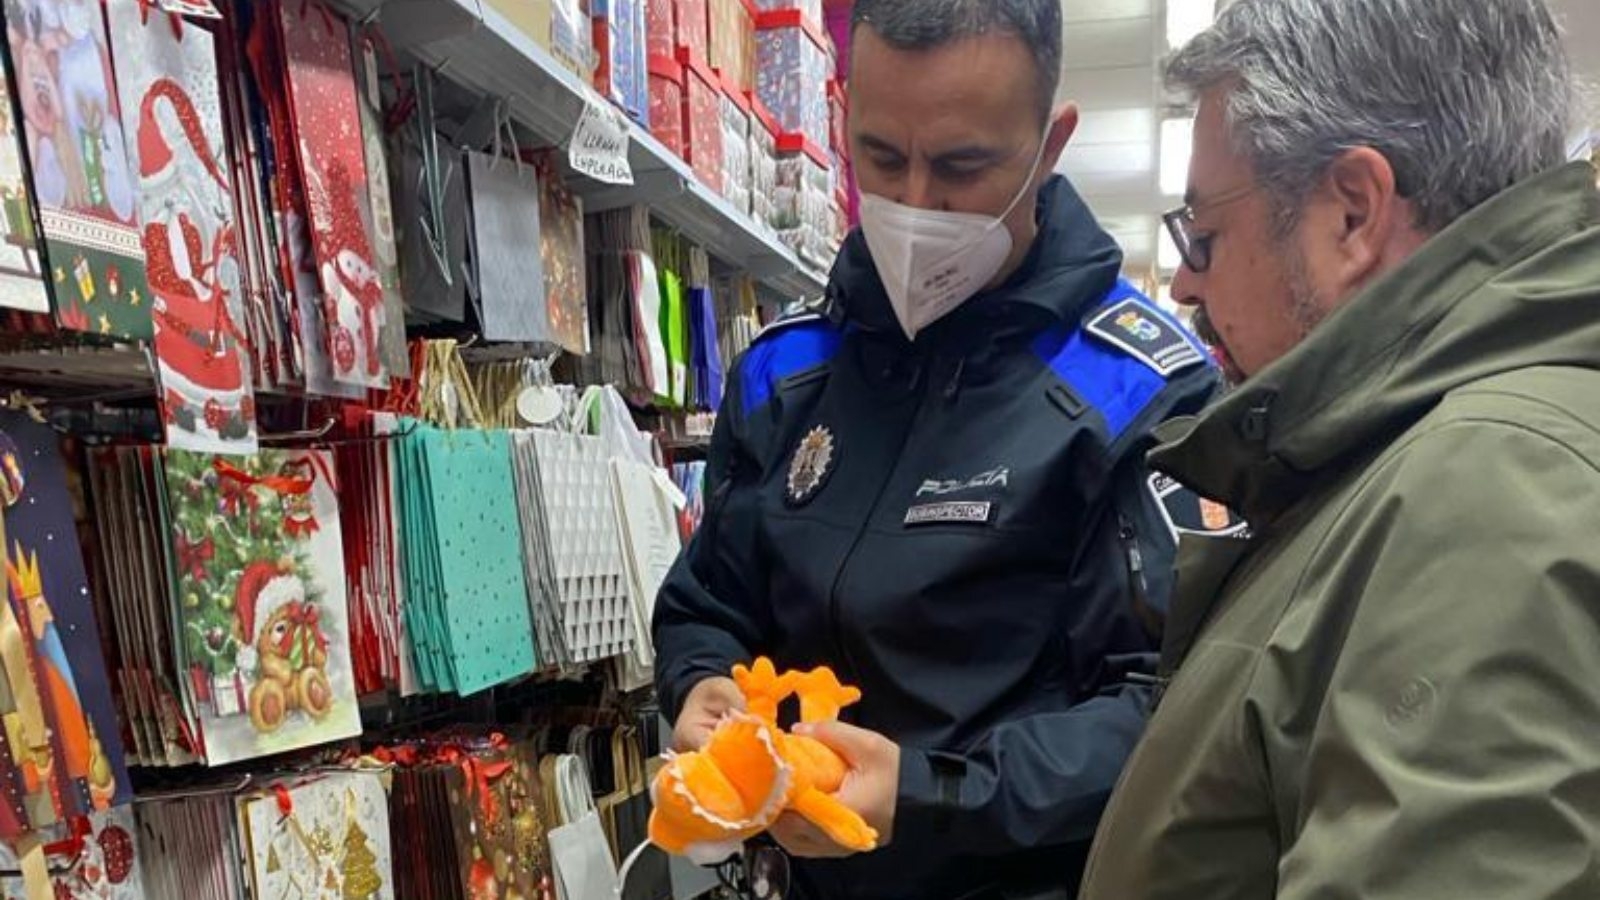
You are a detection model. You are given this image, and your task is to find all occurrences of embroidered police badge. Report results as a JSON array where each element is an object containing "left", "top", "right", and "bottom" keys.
[{"left": 786, "top": 426, "right": 836, "bottom": 506}]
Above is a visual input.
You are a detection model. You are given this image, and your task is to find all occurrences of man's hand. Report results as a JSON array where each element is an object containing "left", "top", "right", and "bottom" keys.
[
  {"left": 770, "top": 721, "right": 901, "bottom": 859},
  {"left": 672, "top": 676, "right": 746, "bottom": 751}
]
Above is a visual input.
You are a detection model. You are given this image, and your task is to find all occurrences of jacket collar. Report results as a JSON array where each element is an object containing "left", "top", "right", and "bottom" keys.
[{"left": 1153, "top": 162, "right": 1600, "bottom": 524}]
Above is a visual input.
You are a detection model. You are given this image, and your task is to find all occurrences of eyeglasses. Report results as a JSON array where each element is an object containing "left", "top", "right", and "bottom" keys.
[
  {"left": 1161, "top": 184, "right": 1256, "bottom": 274},
  {"left": 715, "top": 843, "right": 792, "bottom": 900}
]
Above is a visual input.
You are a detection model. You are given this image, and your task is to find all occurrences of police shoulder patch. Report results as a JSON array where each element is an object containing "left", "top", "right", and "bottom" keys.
[
  {"left": 1149, "top": 473, "right": 1251, "bottom": 540},
  {"left": 1086, "top": 294, "right": 1207, "bottom": 378}
]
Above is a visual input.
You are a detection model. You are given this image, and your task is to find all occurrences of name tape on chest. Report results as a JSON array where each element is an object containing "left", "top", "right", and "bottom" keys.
[
  {"left": 904, "top": 501, "right": 994, "bottom": 527},
  {"left": 1087, "top": 298, "right": 1206, "bottom": 377}
]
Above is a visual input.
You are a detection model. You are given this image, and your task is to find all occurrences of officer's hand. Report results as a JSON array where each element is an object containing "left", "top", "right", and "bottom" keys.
[
  {"left": 770, "top": 721, "right": 900, "bottom": 859},
  {"left": 672, "top": 676, "right": 745, "bottom": 751}
]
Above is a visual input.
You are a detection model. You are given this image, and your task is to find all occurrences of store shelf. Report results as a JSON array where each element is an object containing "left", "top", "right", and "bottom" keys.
[{"left": 346, "top": 0, "right": 827, "bottom": 300}]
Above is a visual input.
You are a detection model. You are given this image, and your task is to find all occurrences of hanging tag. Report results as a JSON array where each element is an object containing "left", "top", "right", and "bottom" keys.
[
  {"left": 568, "top": 95, "right": 634, "bottom": 185},
  {"left": 516, "top": 387, "right": 564, "bottom": 426}
]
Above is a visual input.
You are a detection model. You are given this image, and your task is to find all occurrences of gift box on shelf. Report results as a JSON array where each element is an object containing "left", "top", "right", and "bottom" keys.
[
  {"left": 709, "top": 0, "right": 756, "bottom": 92},
  {"left": 751, "top": 0, "right": 821, "bottom": 30},
  {"left": 489, "top": 0, "right": 594, "bottom": 79},
  {"left": 649, "top": 54, "right": 687, "bottom": 157},
  {"left": 594, "top": 0, "right": 650, "bottom": 125},
  {"left": 749, "top": 93, "right": 780, "bottom": 235},
  {"left": 680, "top": 52, "right": 725, "bottom": 193},
  {"left": 719, "top": 76, "right": 754, "bottom": 216},
  {"left": 774, "top": 141, "right": 832, "bottom": 267},
  {"left": 828, "top": 77, "right": 848, "bottom": 156},
  {"left": 647, "top": 0, "right": 676, "bottom": 59},
  {"left": 756, "top": 10, "right": 832, "bottom": 156},
  {"left": 552, "top": 0, "right": 596, "bottom": 78},
  {"left": 676, "top": 0, "right": 710, "bottom": 61}
]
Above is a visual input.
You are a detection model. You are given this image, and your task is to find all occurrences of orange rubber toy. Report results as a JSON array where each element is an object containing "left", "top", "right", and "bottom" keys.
[{"left": 647, "top": 658, "right": 880, "bottom": 865}]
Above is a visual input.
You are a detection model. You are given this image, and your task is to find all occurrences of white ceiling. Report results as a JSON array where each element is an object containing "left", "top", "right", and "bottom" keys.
[{"left": 1056, "top": 0, "right": 1600, "bottom": 275}]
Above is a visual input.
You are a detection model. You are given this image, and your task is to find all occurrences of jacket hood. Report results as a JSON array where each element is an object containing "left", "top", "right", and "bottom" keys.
[
  {"left": 1153, "top": 162, "right": 1600, "bottom": 523},
  {"left": 827, "top": 175, "right": 1124, "bottom": 338}
]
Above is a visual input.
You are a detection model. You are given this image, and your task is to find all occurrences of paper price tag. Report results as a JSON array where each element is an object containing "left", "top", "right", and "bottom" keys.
[{"left": 569, "top": 96, "right": 634, "bottom": 185}]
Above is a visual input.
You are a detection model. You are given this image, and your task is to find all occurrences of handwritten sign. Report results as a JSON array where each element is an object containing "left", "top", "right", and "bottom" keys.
[{"left": 569, "top": 96, "right": 634, "bottom": 185}]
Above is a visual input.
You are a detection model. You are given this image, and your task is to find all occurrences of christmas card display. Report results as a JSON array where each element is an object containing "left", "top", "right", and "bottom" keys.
[
  {"left": 393, "top": 423, "right": 536, "bottom": 695},
  {"left": 109, "top": 2, "right": 258, "bottom": 457},
  {"left": 0, "top": 48, "right": 49, "bottom": 314},
  {"left": 465, "top": 151, "right": 549, "bottom": 343},
  {"left": 240, "top": 771, "right": 394, "bottom": 900},
  {"left": 0, "top": 412, "right": 131, "bottom": 834},
  {"left": 535, "top": 155, "right": 588, "bottom": 356},
  {"left": 278, "top": 0, "right": 388, "bottom": 389},
  {"left": 160, "top": 448, "right": 360, "bottom": 765},
  {"left": 4, "top": 0, "right": 152, "bottom": 338},
  {"left": 0, "top": 806, "right": 143, "bottom": 900}
]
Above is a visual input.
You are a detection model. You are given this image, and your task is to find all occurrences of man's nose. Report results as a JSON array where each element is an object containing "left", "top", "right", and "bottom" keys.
[
  {"left": 1171, "top": 263, "right": 1202, "bottom": 307},
  {"left": 898, "top": 164, "right": 941, "bottom": 211}
]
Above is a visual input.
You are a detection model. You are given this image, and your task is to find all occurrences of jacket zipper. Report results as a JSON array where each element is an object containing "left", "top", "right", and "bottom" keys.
[{"left": 825, "top": 362, "right": 933, "bottom": 685}]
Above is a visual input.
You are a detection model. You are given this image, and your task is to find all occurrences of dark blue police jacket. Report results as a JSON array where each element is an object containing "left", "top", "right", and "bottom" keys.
[{"left": 653, "top": 176, "right": 1221, "bottom": 900}]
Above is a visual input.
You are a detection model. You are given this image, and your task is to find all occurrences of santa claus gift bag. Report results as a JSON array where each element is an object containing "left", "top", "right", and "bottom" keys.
[
  {"left": 109, "top": 1, "right": 258, "bottom": 456},
  {"left": 159, "top": 447, "right": 360, "bottom": 766}
]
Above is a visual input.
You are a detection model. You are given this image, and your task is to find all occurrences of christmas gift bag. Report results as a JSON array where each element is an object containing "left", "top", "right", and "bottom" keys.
[
  {"left": 278, "top": 0, "right": 389, "bottom": 389},
  {"left": 108, "top": 1, "right": 258, "bottom": 456},
  {"left": 0, "top": 806, "right": 143, "bottom": 900},
  {"left": 445, "top": 738, "right": 554, "bottom": 900},
  {"left": 351, "top": 33, "right": 408, "bottom": 379},
  {"left": 160, "top": 448, "right": 360, "bottom": 765},
  {"left": 0, "top": 412, "right": 131, "bottom": 826},
  {"left": 536, "top": 155, "right": 589, "bottom": 356},
  {"left": 0, "top": 45, "right": 49, "bottom": 314},
  {"left": 465, "top": 151, "right": 550, "bottom": 344},
  {"left": 416, "top": 425, "right": 535, "bottom": 694},
  {"left": 3, "top": 0, "right": 152, "bottom": 338},
  {"left": 241, "top": 771, "right": 395, "bottom": 900}
]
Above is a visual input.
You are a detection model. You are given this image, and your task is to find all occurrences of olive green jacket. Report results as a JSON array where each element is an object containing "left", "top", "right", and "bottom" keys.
[{"left": 1080, "top": 162, "right": 1600, "bottom": 900}]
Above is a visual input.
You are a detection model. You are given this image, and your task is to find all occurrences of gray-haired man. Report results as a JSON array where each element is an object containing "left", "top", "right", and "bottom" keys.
[{"left": 1081, "top": 0, "right": 1600, "bottom": 896}]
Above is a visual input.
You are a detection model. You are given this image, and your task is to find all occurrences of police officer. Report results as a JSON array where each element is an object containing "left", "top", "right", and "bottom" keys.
[{"left": 653, "top": 2, "right": 1221, "bottom": 897}]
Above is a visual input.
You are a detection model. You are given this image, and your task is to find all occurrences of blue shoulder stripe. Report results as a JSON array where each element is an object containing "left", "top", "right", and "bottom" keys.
[
  {"left": 739, "top": 315, "right": 843, "bottom": 415},
  {"left": 1033, "top": 280, "right": 1209, "bottom": 440}
]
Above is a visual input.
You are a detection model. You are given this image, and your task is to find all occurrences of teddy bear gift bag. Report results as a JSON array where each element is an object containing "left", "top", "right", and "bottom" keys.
[{"left": 160, "top": 447, "right": 360, "bottom": 766}]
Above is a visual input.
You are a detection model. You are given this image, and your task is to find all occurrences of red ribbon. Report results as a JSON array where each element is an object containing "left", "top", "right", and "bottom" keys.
[
  {"left": 272, "top": 601, "right": 330, "bottom": 664},
  {"left": 273, "top": 784, "right": 294, "bottom": 817},
  {"left": 213, "top": 458, "right": 314, "bottom": 497},
  {"left": 462, "top": 756, "right": 514, "bottom": 826},
  {"left": 175, "top": 532, "right": 215, "bottom": 581}
]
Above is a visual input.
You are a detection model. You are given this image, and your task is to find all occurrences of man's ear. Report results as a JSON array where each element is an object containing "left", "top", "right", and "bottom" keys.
[
  {"left": 1041, "top": 102, "right": 1080, "bottom": 176},
  {"left": 1318, "top": 147, "right": 1405, "bottom": 287}
]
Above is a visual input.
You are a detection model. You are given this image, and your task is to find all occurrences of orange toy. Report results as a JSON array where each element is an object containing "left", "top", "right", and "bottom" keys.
[{"left": 647, "top": 658, "right": 880, "bottom": 864}]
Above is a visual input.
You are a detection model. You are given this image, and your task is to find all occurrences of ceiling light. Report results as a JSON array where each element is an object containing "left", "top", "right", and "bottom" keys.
[
  {"left": 1159, "top": 116, "right": 1193, "bottom": 198},
  {"left": 1166, "top": 0, "right": 1216, "bottom": 49}
]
